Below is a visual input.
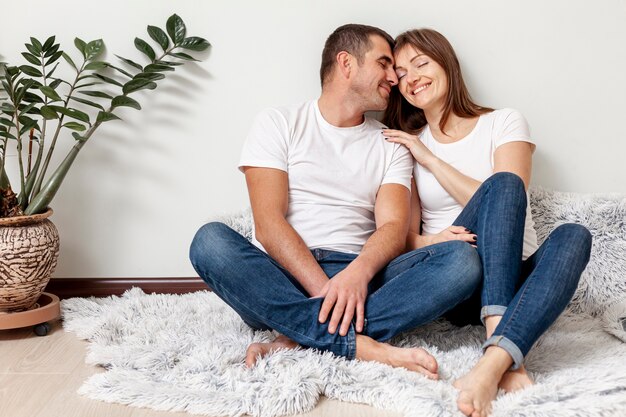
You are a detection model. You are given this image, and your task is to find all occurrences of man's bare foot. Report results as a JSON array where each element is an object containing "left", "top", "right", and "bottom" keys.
[
  {"left": 498, "top": 365, "right": 534, "bottom": 393},
  {"left": 355, "top": 335, "right": 439, "bottom": 380},
  {"left": 453, "top": 347, "right": 512, "bottom": 417},
  {"left": 245, "top": 334, "right": 298, "bottom": 368}
]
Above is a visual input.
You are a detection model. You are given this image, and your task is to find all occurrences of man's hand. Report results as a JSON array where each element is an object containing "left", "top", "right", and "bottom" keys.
[{"left": 317, "top": 269, "right": 368, "bottom": 336}]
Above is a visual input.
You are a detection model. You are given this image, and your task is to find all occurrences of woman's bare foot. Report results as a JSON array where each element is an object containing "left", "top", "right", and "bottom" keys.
[
  {"left": 499, "top": 365, "right": 534, "bottom": 392},
  {"left": 245, "top": 334, "right": 298, "bottom": 367},
  {"left": 355, "top": 335, "right": 439, "bottom": 379},
  {"left": 453, "top": 347, "right": 512, "bottom": 417}
]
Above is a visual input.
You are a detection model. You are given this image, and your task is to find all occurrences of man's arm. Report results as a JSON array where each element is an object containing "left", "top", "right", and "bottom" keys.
[
  {"left": 318, "top": 183, "right": 411, "bottom": 336},
  {"left": 244, "top": 166, "right": 329, "bottom": 297}
]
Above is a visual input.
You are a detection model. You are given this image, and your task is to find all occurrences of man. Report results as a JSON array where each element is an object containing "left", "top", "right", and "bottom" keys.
[{"left": 190, "top": 24, "right": 481, "bottom": 379}]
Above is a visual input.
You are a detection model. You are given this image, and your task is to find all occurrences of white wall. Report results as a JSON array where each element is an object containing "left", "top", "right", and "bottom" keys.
[{"left": 1, "top": 0, "right": 624, "bottom": 278}]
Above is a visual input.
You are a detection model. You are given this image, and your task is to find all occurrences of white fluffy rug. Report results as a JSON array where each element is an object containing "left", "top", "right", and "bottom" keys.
[{"left": 61, "top": 187, "right": 626, "bottom": 417}]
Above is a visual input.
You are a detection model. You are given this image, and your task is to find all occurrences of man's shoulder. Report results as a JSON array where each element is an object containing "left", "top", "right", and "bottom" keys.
[{"left": 256, "top": 100, "right": 315, "bottom": 123}]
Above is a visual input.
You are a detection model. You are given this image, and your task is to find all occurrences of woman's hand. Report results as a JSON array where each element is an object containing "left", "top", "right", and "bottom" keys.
[
  {"left": 383, "top": 129, "right": 437, "bottom": 166},
  {"left": 428, "top": 225, "right": 477, "bottom": 246}
]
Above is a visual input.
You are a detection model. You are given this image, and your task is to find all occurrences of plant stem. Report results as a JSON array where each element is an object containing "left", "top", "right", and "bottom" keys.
[
  {"left": 31, "top": 62, "right": 84, "bottom": 197},
  {"left": 24, "top": 109, "right": 104, "bottom": 215}
]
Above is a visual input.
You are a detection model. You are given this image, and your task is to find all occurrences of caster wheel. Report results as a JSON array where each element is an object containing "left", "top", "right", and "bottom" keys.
[{"left": 34, "top": 322, "right": 51, "bottom": 336}]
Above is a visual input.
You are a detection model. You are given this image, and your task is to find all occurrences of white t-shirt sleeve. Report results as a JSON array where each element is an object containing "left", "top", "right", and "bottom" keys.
[
  {"left": 238, "top": 108, "right": 289, "bottom": 173},
  {"left": 381, "top": 144, "right": 413, "bottom": 190},
  {"left": 493, "top": 108, "right": 535, "bottom": 150}
]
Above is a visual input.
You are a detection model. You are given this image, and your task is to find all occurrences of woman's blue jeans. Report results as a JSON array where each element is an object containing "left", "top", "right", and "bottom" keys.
[
  {"left": 450, "top": 172, "right": 592, "bottom": 369},
  {"left": 190, "top": 224, "right": 482, "bottom": 360}
]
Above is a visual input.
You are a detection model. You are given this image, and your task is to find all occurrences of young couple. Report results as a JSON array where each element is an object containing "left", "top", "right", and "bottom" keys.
[{"left": 190, "top": 24, "right": 591, "bottom": 417}]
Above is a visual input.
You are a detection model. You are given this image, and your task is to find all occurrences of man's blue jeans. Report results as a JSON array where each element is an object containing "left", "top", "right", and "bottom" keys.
[
  {"left": 450, "top": 172, "right": 592, "bottom": 369},
  {"left": 190, "top": 226, "right": 482, "bottom": 360}
]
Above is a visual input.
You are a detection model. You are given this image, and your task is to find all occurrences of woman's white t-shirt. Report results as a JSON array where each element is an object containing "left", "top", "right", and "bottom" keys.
[{"left": 415, "top": 108, "right": 539, "bottom": 260}]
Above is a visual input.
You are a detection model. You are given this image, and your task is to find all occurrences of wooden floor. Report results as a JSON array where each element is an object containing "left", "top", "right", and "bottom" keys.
[{"left": 0, "top": 320, "right": 399, "bottom": 417}]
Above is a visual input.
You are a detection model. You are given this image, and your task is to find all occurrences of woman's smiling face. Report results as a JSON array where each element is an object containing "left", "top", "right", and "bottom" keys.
[{"left": 394, "top": 45, "right": 448, "bottom": 112}]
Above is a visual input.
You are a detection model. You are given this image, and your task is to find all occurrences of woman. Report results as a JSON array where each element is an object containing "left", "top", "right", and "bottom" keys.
[{"left": 381, "top": 29, "right": 592, "bottom": 417}]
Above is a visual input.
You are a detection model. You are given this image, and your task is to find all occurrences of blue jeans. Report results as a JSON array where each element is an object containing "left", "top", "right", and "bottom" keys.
[
  {"left": 450, "top": 172, "right": 592, "bottom": 369},
  {"left": 189, "top": 224, "right": 482, "bottom": 360}
]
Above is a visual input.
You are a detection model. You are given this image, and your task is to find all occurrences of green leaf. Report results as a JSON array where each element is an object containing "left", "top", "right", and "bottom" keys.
[
  {"left": 179, "top": 37, "right": 210, "bottom": 51},
  {"left": 42, "top": 36, "right": 56, "bottom": 52},
  {"left": 122, "top": 78, "right": 157, "bottom": 95},
  {"left": 92, "top": 74, "right": 123, "bottom": 87},
  {"left": 166, "top": 14, "right": 186, "bottom": 44},
  {"left": 19, "top": 65, "right": 43, "bottom": 77},
  {"left": 0, "top": 130, "right": 17, "bottom": 140},
  {"left": 30, "top": 38, "right": 43, "bottom": 54},
  {"left": 43, "top": 43, "right": 60, "bottom": 58},
  {"left": 0, "top": 118, "right": 16, "bottom": 128},
  {"left": 134, "top": 38, "right": 156, "bottom": 62},
  {"left": 1, "top": 103, "right": 15, "bottom": 113},
  {"left": 115, "top": 55, "right": 143, "bottom": 71},
  {"left": 72, "top": 132, "right": 87, "bottom": 141},
  {"left": 21, "top": 52, "right": 41, "bottom": 66},
  {"left": 74, "top": 38, "right": 87, "bottom": 58},
  {"left": 69, "top": 96, "right": 104, "bottom": 111},
  {"left": 39, "top": 86, "right": 62, "bottom": 102},
  {"left": 84, "top": 61, "right": 108, "bottom": 70},
  {"left": 45, "top": 51, "right": 63, "bottom": 66},
  {"left": 25, "top": 43, "right": 39, "bottom": 56},
  {"left": 168, "top": 51, "right": 200, "bottom": 62},
  {"left": 85, "top": 39, "right": 105, "bottom": 60},
  {"left": 22, "top": 92, "right": 44, "bottom": 104},
  {"left": 133, "top": 72, "right": 165, "bottom": 81},
  {"left": 155, "top": 60, "right": 183, "bottom": 66},
  {"left": 63, "top": 121, "right": 86, "bottom": 131},
  {"left": 144, "top": 63, "right": 174, "bottom": 73},
  {"left": 96, "top": 111, "right": 121, "bottom": 123},
  {"left": 50, "top": 78, "right": 68, "bottom": 89},
  {"left": 50, "top": 105, "right": 90, "bottom": 123},
  {"left": 46, "top": 62, "right": 60, "bottom": 79},
  {"left": 40, "top": 105, "right": 59, "bottom": 119},
  {"left": 62, "top": 53, "right": 78, "bottom": 71},
  {"left": 111, "top": 95, "right": 141, "bottom": 110},
  {"left": 80, "top": 90, "right": 113, "bottom": 99},
  {"left": 105, "top": 63, "right": 133, "bottom": 78},
  {"left": 74, "top": 81, "right": 101, "bottom": 89},
  {"left": 19, "top": 102, "right": 37, "bottom": 115},
  {"left": 147, "top": 25, "right": 169, "bottom": 51}
]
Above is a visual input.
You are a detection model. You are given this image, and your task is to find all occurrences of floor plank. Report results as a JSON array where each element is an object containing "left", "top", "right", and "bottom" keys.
[{"left": 1, "top": 320, "right": 400, "bottom": 417}]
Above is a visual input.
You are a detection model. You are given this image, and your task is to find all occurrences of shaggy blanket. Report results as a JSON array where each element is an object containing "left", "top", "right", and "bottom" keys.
[{"left": 62, "top": 187, "right": 626, "bottom": 417}]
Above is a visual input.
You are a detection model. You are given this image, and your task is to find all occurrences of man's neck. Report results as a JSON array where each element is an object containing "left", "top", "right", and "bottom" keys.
[{"left": 317, "top": 92, "right": 365, "bottom": 128}]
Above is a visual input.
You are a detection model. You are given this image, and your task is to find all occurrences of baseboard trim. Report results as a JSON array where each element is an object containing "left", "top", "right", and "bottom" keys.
[{"left": 44, "top": 277, "right": 208, "bottom": 299}]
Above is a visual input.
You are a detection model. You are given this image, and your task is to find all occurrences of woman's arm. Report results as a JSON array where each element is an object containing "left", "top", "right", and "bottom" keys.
[
  {"left": 405, "top": 178, "right": 477, "bottom": 251},
  {"left": 383, "top": 130, "right": 533, "bottom": 207}
]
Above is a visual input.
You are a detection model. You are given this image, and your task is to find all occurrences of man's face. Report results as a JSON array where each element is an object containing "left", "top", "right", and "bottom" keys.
[{"left": 349, "top": 35, "right": 398, "bottom": 111}]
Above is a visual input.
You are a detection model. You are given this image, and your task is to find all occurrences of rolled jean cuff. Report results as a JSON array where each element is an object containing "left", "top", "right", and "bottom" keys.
[
  {"left": 480, "top": 305, "right": 507, "bottom": 325},
  {"left": 482, "top": 335, "right": 524, "bottom": 370}
]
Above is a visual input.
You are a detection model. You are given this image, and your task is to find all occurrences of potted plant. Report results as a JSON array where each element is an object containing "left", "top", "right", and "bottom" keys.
[{"left": 0, "top": 14, "right": 209, "bottom": 313}]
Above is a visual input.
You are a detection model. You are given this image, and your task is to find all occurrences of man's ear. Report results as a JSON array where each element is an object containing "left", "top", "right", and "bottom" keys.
[{"left": 336, "top": 51, "right": 354, "bottom": 79}]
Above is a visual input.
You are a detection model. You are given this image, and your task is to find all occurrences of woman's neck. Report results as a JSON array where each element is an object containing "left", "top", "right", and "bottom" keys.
[{"left": 425, "top": 108, "right": 478, "bottom": 143}]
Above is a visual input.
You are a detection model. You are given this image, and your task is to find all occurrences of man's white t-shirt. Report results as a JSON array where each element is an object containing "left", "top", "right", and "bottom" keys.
[
  {"left": 415, "top": 108, "right": 539, "bottom": 260},
  {"left": 239, "top": 100, "right": 413, "bottom": 254}
]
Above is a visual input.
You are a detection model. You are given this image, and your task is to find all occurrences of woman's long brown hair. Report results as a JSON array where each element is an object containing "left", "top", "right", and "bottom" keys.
[{"left": 382, "top": 29, "right": 493, "bottom": 135}]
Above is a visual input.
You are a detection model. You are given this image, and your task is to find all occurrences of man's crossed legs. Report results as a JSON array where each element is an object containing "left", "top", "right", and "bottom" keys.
[{"left": 190, "top": 222, "right": 482, "bottom": 378}]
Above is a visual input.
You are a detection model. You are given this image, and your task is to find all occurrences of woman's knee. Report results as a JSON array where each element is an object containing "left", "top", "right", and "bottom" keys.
[
  {"left": 552, "top": 223, "right": 593, "bottom": 261},
  {"left": 443, "top": 241, "right": 483, "bottom": 289}
]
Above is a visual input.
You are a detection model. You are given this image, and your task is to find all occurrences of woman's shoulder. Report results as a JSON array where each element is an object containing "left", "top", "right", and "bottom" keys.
[{"left": 483, "top": 108, "right": 526, "bottom": 122}]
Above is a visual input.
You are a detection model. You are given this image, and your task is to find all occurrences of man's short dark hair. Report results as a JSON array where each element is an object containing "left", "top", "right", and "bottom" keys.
[{"left": 320, "top": 24, "right": 394, "bottom": 87}]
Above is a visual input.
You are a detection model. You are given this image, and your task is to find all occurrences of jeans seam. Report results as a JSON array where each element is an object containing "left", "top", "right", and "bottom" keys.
[{"left": 387, "top": 247, "right": 431, "bottom": 267}]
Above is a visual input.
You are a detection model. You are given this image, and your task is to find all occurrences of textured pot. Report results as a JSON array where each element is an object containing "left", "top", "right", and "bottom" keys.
[{"left": 0, "top": 208, "right": 60, "bottom": 312}]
